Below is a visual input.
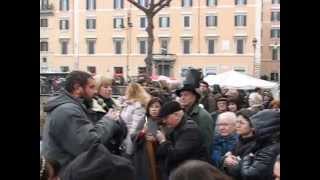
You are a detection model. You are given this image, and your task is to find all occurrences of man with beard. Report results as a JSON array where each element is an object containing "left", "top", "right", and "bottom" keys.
[
  {"left": 198, "top": 81, "right": 216, "bottom": 113},
  {"left": 41, "top": 71, "right": 123, "bottom": 175}
]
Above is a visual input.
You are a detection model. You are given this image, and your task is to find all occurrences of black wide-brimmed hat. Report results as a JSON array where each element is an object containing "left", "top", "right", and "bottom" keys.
[
  {"left": 159, "top": 101, "right": 182, "bottom": 118},
  {"left": 175, "top": 85, "right": 201, "bottom": 100}
]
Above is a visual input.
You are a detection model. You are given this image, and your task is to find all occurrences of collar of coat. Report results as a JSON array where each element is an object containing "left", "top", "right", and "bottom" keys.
[
  {"left": 187, "top": 103, "right": 201, "bottom": 116},
  {"left": 61, "top": 89, "right": 91, "bottom": 113}
]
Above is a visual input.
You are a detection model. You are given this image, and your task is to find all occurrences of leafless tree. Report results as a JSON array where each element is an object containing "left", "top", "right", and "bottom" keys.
[{"left": 127, "top": 0, "right": 173, "bottom": 77}]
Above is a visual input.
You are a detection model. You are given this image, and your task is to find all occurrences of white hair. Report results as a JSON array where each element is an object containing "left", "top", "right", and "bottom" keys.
[
  {"left": 249, "top": 92, "right": 263, "bottom": 107},
  {"left": 217, "top": 112, "right": 237, "bottom": 125}
]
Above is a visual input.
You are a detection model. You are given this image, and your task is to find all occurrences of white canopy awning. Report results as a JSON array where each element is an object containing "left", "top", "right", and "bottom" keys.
[{"left": 203, "top": 70, "right": 278, "bottom": 90}]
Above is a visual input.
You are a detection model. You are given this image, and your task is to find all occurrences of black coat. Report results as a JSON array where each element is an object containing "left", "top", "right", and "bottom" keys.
[
  {"left": 232, "top": 135, "right": 257, "bottom": 158},
  {"left": 156, "top": 115, "right": 209, "bottom": 177},
  {"left": 132, "top": 117, "right": 161, "bottom": 180},
  {"left": 61, "top": 142, "right": 134, "bottom": 180},
  {"left": 241, "top": 142, "right": 280, "bottom": 180},
  {"left": 239, "top": 110, "right": 280, "bottom": 180},
  {"left": 222, "top": 135, "right": 257, "bottom": 180}
]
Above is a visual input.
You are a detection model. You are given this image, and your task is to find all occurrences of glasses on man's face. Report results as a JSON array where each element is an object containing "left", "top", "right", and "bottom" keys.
[{"left": 216, "top": 123, "right": 230, "bottom": 127}]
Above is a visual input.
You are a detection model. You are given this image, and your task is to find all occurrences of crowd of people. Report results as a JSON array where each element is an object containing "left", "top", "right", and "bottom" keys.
[{"left": 40, "top": 70, "right": 280, "bottom": 180}]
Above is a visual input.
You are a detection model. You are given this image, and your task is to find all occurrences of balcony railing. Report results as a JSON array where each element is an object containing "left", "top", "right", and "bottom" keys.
[
  {"left": 152, "top": 53, "right": 176, "bottom": 62},
  {"left": 40, "top": 4, "right": 54, "bottom": 15}
]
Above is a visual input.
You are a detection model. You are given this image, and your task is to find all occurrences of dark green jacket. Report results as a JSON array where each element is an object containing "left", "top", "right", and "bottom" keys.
[{"left": 186, "top": 104, "right": 214, "bottom": 155}]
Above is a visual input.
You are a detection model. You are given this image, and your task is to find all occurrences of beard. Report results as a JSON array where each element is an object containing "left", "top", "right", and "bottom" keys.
[
  {"left": 81, "top": 91, "right": 94, "bottom": 108},
  {"left": 82, "top": 97, "right": 93, "bottom": 109}
]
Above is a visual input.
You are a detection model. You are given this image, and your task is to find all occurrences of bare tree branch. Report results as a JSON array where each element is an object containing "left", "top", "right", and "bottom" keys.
[
  {"left": 154, "top": 0, "right": 167, "bottom": 8},
  {"left": 153, "top": 0, "right": 172, "bottom": 16},
  {"left": 127, "top": 0, "right": 147, "bottom": 13}
]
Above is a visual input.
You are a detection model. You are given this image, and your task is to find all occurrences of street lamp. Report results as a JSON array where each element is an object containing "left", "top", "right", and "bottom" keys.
[
  {"left": 252, "top": 38, "right": 257, "bottom": 77},
  {"left": 122, "top": 13, "right": 133, "bottom": 82}
]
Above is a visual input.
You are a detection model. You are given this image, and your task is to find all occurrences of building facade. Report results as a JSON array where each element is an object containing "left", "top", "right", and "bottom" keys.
[
  {"left": 40, "top": 0, "right": 263, "bottom": 80},
  {"left": 260, "top": 0, "right": 280, "bottom": 81}
]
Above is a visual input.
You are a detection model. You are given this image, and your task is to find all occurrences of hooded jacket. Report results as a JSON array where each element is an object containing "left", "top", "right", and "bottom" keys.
[
  {"left": 240, "top": 109, "right": 280, "bottom": 180},
  {"left": 61, "top": 142, "right": 134, "bottom": 180},
  {"left": 41, "top": 89, "right": 121, "bottom": 174}
]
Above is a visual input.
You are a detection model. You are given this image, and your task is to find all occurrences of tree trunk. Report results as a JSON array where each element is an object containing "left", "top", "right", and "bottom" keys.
[{"left": 145, "top": 14, "right": 154, "bottom": 77}]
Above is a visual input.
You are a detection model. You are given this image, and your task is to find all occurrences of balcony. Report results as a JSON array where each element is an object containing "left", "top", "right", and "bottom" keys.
[
  {"left": 40, "top": 4, "right": 54, "bottom": 16},
  {"left": 152, "top": 53, "right": 176, "bottom": 63}
]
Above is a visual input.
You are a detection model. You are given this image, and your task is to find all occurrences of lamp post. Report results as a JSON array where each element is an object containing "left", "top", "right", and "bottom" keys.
[
  {"left": 125, "top": 10, "right": 132, "bottom": 82},
  {"left": 252, "top": 38, "right": 257, "bottom": 77}
]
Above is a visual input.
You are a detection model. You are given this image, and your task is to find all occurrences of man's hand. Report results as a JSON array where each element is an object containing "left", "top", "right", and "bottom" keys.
[
  {"left": 104, "top": 109, "right": 120, "bottom": 121},
  {"left": 156, "top": 130, "right": 166, "bottom": 144}
]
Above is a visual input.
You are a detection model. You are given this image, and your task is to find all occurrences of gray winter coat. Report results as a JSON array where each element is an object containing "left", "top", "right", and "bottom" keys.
[{"left": 41, "top": 89, "right": 121, "bottom": 174}]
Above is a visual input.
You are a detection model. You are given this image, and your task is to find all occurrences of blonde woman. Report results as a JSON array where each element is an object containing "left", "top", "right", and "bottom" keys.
[
  {"left": 120, "top": 83, "right": 151, "bottom": 157},
  {"left": 88, "top": 75, "right": 117, "bottom": 123}
]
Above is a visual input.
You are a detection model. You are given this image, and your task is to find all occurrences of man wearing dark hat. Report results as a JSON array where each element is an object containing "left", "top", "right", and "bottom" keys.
[
  {"left": 155, "top": 101, "right": 209, "bottom": 178},
  {"left": 211, "top": 96, "right": 229, "bottom": 135},
  {"left": 199, "top": 81, "right": 217, "bottom": 113},
  {"left": 175, "top": 85, "right": 214, "bottom": 156}
]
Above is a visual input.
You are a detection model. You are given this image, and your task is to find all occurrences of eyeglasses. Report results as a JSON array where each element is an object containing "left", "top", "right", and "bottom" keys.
[{"left": 216, "top": 123, "right": 231, "bottom": 127}]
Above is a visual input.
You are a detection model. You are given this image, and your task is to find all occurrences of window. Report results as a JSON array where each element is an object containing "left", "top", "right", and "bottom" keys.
[
  {"left": 204, "top": 67, "right": 217, "bottom": 76},
  {"left": 271, "top": 28, "right": 280, "bottom": 38},
  {"left": 40, "top": 19, "right": 48, "bottom": 27},
  {"left": 42, "top": 57, "right": 47, "bottom": 63},
  {"left": 86, "top": 0, "right": 96, "bottom": 10},
  {"left": 86, "top": 18, "right": 96, "bottom": 30},
  {"left": 208, "top": 39, "right": 215, "bottom": 54},
  {"left": 87, "top": 39, "right": 96, "bottom": 54},
  {"left": 113, "top": 38, "right": 124, "bottom": 54},
  {"left": 272, "top": 0, "right": 280, "bottom": 5},
  {"left": 60, "top": 66, "right": 69, "bottom": 72},
  {"left": 183, "top": 16, "right": 191, "bottom": 28},
  {"left": 207, "top": 0, "right": 217, "bottom": 6},
  {"left": 138, "top": 39, "right": 147, "bottom": 54},
  {"left": 270, "top": 72, "right": 279, "bottom": 81},
  {"left": 60, "top": 0, "right": 69, "bottom": 11},
  {"left": 138, "top": 67, "right": 147, "bottom": 75},
  {"left": 271, "top": 11, "right": 280, "bottom": 22},
  {"left": 182, "top": 39, "right": 191, "bottom": 54},
  {"left": 59, "top": 19, "right": 69, "bottom": 30},
  {"left": 60, "top": 39, "right": 69, "bottom": 54},
  {"left": 272, "top": 46, "right": 280, "bottom": 60},
  {"left": 234, "top": 67, "right": 246, "bottom": 73},
  {"left": 236, "top": 39, "right": 245, "bottom": 54},
  {"left": 206, "top": 15, "right": 217, "bottom": 27},
  {"left": 140, "top": 17, "right": 147, "bottom": 28},
  {"left": 114, "top": 67, "right": 123, "bottom": 74},
  {"left": 138, "top": 0, "right": 149, "bottom": 7},
  {"left": 182, "top": 0, "right": 193, "bottom": 7},
  {"left": 41, "top": 0, "right": 49, "bottom": 10},
  {"left": 160, "top": 38, "right": 169, "bottom": 54},
  {"left": 40, "top": 41, "right": 48, "bottom": 52},
  {"left": 114, "top": 0, "right": 124, "bottom": 9},
  {"left": 235, "top": 0, "right": 247, "bottom": 5},
  {"left": 113, "top": 17, "right": 124, "bottom": 29},
  {"left": 87, "top": 66, "right": 96, "bottom": 74},
  {"left": 159, "top": 17, "right": 170, "bottom": 28},
  {"left": 235, "top": 15, "right": 247, "bottom": 26}
]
